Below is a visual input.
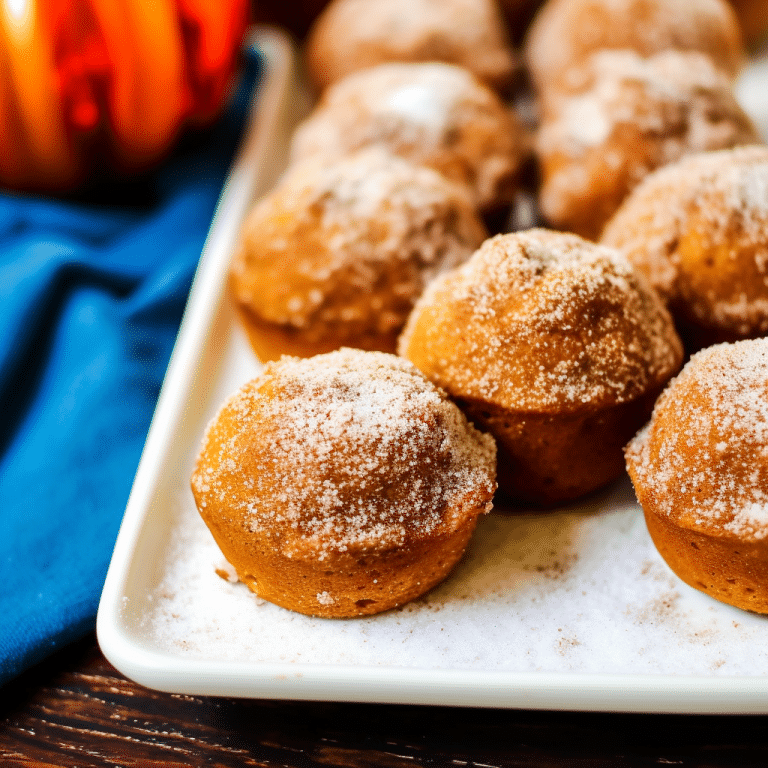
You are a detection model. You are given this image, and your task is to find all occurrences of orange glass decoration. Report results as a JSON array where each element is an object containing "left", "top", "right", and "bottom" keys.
[{"left": 0, "top": 0, "right": 249, "bottom": 192}]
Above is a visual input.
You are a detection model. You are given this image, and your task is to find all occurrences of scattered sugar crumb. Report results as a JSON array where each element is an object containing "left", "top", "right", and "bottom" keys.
[
  {"left": 215, "top": 559, "right": 239, "bottom": 584},
  {"left": 143, "top": 477, "right": 768, "bottom": 677}
]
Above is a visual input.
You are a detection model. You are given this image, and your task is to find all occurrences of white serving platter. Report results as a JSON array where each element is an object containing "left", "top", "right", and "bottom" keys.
[{"left": 97, "top": 27, "right": 768, "bottom": 713}]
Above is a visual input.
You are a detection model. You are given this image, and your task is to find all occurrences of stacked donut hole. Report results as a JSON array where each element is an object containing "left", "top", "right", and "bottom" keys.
[
  {"left": 525, "top": 0, "right": 762, "bottom": 241},
  {"left": 300, "top": 0, "right": 547, "bottom": 237},
  {"left": 233, "top": 39, "right": 532, "bottom": 361},
  {"left": 304, "top": 0, "right": 520, "bottom": 94},
  {"left": 534, "top": 48, "right": 760, "bottom": 240},
  {"left": 230, "top": 147, "right": 490, "bottom": 360},
  {"left": 191, "top": 1, "right": 768, "bottom": 618}
]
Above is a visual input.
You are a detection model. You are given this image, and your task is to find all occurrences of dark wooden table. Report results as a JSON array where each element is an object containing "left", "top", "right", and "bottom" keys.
[{"left": 1, "top": 632, "right": 767, "bottom": 767}]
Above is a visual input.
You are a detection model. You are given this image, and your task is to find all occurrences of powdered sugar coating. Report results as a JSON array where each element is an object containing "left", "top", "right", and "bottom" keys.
[
  {"left": 231, "top": 148, "right": 487, "bottom": 348},
  {"left": 524, "top": 0, "right": 743, "bottom": 92},
  {"left": 626, "top": 338, "right": 768, "bottom": 542},
  {"left": 289, "top": 62, "right": 526, "bottom": 212},
  {"left": 191, "top": 349, "right": 497, "bottom": 562},
  {"left": 536, "top": 50, "right": 759, "bottom": 240},
  {"left": 399, "top": 229, "right": 682, "bottom": 412},
  {"left": 601, "top": 145, "right": 768, "bottom": 337},
  {"left": 306, "top": 0, "right": 516, "bottom": 91}
]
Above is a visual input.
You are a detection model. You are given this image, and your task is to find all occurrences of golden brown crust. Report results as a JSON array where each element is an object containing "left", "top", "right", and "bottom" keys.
[
  {"left": 644, "top": 506, "right": 768, "bottom": 614},
  {"left": 191, "top": 349, "right": 497, "bottom": 617},
  {"left": 524, "top": 0, "right": 744, "bottom": 94},
  {"left": 535, "top": 50, "right": 759, "bottom": 241},
  {"left": 230, "top": 149, "right": 487, "bottom": 360},
  {"left": 601, "top": 145, "right": 768, "bottom": 348},
  {"left": 626, "top": 338, "right": 768, "bottom": 613},
  {"left": 305, "top": 0, "right": 518, "bottom": 92},
  {"left": 463, "top": 383, "right": 666, "bottom": 506},
  {"left": 204, "top": 513, "right": 481, "bottom": 618},
  {"left": 289, "top": 62, "right": 528, "bottom": 214},
  {"left": 399, "top": 229, "right": 683, "bottom": 504}
]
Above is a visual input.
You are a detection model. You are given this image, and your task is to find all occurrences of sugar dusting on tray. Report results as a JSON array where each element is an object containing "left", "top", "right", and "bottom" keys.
[{"left": 143, "top": 478, "right": 768, "bottom": 676}]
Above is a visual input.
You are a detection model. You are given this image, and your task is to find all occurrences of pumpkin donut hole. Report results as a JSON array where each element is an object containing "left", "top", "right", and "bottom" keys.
[
  {"left": 601, "top": 145, "right": 768, "bottom": 350},
  {"left": 626, "top": 338, "right": 768, "bottom": 614},
  {"left": 399, "top": 228, "right": 683, "bottom": 507},
  {"left": 190, "top": 349, "right": 497, "bottom": 618}
]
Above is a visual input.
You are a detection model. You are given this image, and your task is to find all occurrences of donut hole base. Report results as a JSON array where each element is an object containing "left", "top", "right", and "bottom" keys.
[
  {"left": 643, "top": 508, "right": 768, "bottom": 615},
  {"left": 460, "top": 387, "right": 662, "bottom": 508},
  {"left": 200, "top": 510, "right": 483, "bottom": 618},
  {"left": 235, "top": 304, "right": 399, "bottom": 361}
]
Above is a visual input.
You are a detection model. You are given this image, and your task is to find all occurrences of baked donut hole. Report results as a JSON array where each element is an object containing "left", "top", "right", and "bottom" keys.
[
  {"left": 535, "top": 49, "right": 760, "bottom": 241},
  {"left": 399, "top": 228, "right": 683, "bottom": 507},
  {"left": 524, "top": 0, "right": 744, "bottom": 95},
  {"left": 190, "top": 349, "right": 497, "bottom": 618},
  {"left": 626, "top": 338, "right": 768, "bottom": 614},
  {"left": 230, "top": 148, "right": 487, "bottom": 361},
  {"left": 305, "top": 0, "right": 518, "bottom": 93},
  {"left": 288, "top": 62, "right": 529, "bottom": 216},
  {"left": 601, "top": 145, "right": 768, "bottom": 351}
]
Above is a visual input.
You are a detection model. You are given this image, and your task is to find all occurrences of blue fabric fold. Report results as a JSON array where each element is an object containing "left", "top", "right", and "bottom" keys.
[{"left": 0, "top": 49, "right": 262, "bottom": 686}]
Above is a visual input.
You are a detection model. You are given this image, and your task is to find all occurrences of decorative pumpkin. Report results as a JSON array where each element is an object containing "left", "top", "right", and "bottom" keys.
[{"left": 0, "top": 0, "right": 249, "bottom": 192}]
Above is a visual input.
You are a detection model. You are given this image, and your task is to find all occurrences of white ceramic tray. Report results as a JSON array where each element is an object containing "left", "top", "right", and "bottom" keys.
[{"left": 97, "top": 28, "right": 768, "bottom": 713}]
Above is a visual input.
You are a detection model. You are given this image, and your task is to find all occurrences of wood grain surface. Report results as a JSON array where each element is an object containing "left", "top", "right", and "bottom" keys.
[{"left": 1, "top": 633, "right": 767, "bottom": 767}]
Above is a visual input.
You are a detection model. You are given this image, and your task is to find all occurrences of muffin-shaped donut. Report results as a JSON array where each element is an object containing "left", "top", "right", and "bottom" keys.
[
  {"left": 626, "top": 338, "right": 768, "bottom": 614},
  {"left": 524, "top": 0, "right": 743, "bottom": 93},
  {"left": 305, "top": 0, "right": 517, "bottom": 93},
  {"left": 535, "top": 49, "right": 759, "bottom": 241},
  {"left": 289, "top": 62, "right": 528, "bottom": 214},
  {"left": 601, "top": 145, "right": 768, "bottom": 349},
  {"left": 190, "top": 349, "right": 497, "bottom": 618},
  {"left": 399, "top": 229, "right": 683, "bottom": 506},
  {"left": 231, "top": 148, "right": 487, "bottom": 360}
]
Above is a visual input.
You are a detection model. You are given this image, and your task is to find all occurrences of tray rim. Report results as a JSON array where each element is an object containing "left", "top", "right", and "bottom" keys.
[
  {"left": 98, "top": 620, "right": 768, "bottom": 712},
  {"left": 97, "top": 28, "right": 768, "bottom": 713}
]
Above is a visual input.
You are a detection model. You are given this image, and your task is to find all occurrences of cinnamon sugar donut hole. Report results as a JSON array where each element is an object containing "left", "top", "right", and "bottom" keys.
[
  {"left": 399, "top": 229, "right": 683, "bottom": 506},
  {"left": 601, "top": 145, "right": 768, "bottom": 349},
  {"left": 524, "top": 0, "right": 744, "bottom": 94},
  {"left": 305, "top": 0, "right": 517, "bottom": 93},
  {"left": 230, "top": 148, "right": 487, "bottom": 361},
  {"left": 190, "top": 349, "right": 497, "bottom": 618},
  {"left": 626, "top": 338, "right": 768, "bottom": 614},
  {"left": 535, "top": 49, "right": 759, "bottom": 241},
  {"left": 289, "top": 62, "right": 528, "bottom": 215}
]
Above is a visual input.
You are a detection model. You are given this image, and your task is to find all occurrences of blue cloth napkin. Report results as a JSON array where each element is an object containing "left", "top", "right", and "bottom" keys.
[{"left": 0, "top": 48, "right": 262, "bottom": 687}]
